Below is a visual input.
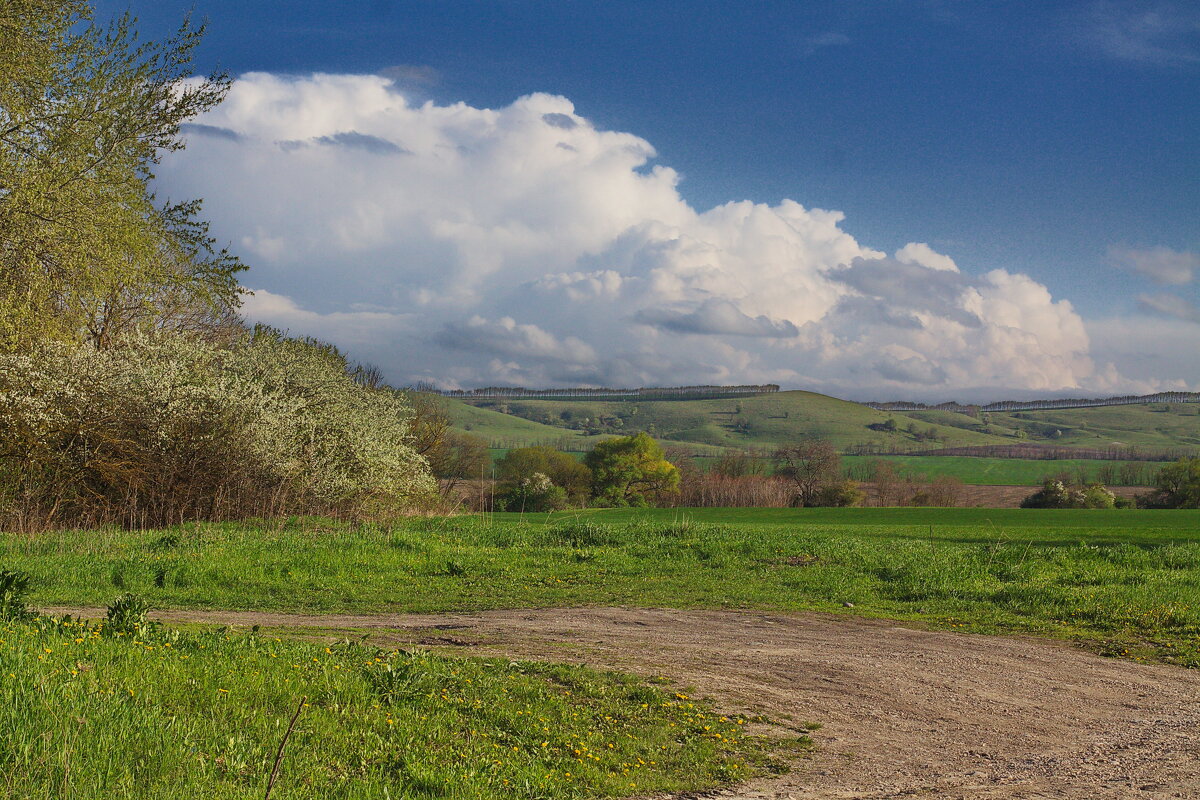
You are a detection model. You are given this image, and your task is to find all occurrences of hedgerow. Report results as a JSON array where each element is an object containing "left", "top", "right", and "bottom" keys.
[{"left": 0, "top": 328, "right": 434, "bottom": 530}]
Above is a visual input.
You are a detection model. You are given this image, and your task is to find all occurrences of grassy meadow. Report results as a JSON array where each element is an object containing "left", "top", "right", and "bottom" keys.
[
  {"left": 2, "top": 614, "right": 777, "bottom": 799},
  {"left": 6, "top": 508, "right": 1200, "bottom": 666}
]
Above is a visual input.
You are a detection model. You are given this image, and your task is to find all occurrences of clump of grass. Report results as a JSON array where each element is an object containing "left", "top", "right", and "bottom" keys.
[
  {"left": 105, "top": 593, "right": 152, "bottom": 636},
  {"left": 538, "top": 520, "right": 613, "bottom": 548},
  {"left": 0, "top": 613, "right": 776, "bottom": 799},
  {"left": 0, "top": 569, "right": 33, "bottom": 622}
]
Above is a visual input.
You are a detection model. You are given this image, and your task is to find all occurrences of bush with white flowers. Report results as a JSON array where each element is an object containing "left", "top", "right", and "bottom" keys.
[{"left": 0, "top": 328, "right": 434, "bottom": 529}]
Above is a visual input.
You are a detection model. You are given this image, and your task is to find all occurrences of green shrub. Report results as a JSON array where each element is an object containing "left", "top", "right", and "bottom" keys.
[{"left": 496, "top": 446, "right": 591, "bottom": 504}]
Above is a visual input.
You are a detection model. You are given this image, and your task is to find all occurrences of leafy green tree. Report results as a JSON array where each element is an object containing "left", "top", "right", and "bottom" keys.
[
  {"left": 1142, "top": 458, "right": 1200, "bottom": 508},
  {"left": 0, "top": 1, "right": 244, "bottom": 351},
  {"left": 584, "top": 433, "right": 679, "bottom": 507},
  {"left": 497, "top": 446, "right": 590, "bottom": 504}
]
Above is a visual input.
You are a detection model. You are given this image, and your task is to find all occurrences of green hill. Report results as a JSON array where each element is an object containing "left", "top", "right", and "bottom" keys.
[
  {"left": 441, "top": 398, "right": 590, "bottom": 448},
  {"left": 439, "top": 397, "right": 727, "bottom": 456},
  {"left": 980, "top": 403, "right": 1200, "bottom": 451},
  {"left": 445, "top": 390, "right": 1200, "bottom": 457},
  {"left": 453, "top": 390, "right": 1015, "bottom": 452}
]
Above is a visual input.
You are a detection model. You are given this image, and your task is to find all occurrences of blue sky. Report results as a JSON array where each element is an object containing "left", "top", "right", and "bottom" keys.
[{"left": 101, "top": 0, "right": 1200, "bottom": 398}]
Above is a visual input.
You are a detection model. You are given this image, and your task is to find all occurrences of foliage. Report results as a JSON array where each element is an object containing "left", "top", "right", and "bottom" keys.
[
  {"left": 0, "top": 568, "right": 33, "bottom": 621},
  {"left": 1140, "top": 458, "right": 1200, "bottom": 509},
  {"left": 0, "top": 1, "right": 244, "bottom": 351},
  {"left": 904, "top": 475, "right": 964, "bottom": 508},
  {"left": 676, "top": 474, "right": 794, "bottom": 508},
  {"left": 585, "top": 433, "right": 680, "bottom": 507},
  {"left": 105, "top": 592, "right": 152, "bottom": 636},
  {"left": 2, "top": 612, "right": 772, "bottom": 799},
  {"left": 498, "top": 472, "right": 569, "bottom": 513},
  {"left": 0, "top": 329, "right": 434, "bottom": 529},
  {"left": 1020, "top": 479, "right": 1117, "bottom": 509},
  {"left": 809, "top": 479, "right": 864, "bottom": 508},
  {"left": 497, "top": 445, "right": 591, "bottom": 504}
]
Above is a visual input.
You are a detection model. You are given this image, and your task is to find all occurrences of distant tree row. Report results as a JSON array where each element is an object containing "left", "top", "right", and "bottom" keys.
[
  {"left": 868, "top": 392, "right": 1200, "bottom": 414},
  {"left": 437, "top": 385, "right": 780, "bottom": 400}
]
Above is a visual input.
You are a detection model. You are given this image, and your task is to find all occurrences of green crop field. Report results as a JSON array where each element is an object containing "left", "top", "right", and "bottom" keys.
[
  {"left": 7, "top": 508, "right": 1200, "bottom": 667},
  {"left": 840, "top": 455, "right": 1161, "bottom": 486}
]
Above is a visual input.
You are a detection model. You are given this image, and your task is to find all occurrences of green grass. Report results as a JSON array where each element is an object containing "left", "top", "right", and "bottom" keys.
[
  {"left": 982, "top": 403, "right": 1200, "bottom": 450},
  {"left": 6, "top": 508, "right": 1200, "bottom": 666},
  {"left": 1, "top": 614, "right": 779, "bottom": 799},
  {"left": 442, "top": 400, "right": 593, "bottom": 449},
  {"left": 840, "top": 455, "right": 1160, "bottom": 485}
]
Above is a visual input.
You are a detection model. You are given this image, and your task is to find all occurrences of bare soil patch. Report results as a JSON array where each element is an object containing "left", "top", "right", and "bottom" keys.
[{"left": 49, "top": 606, "right": 1200, "bottom": 799}]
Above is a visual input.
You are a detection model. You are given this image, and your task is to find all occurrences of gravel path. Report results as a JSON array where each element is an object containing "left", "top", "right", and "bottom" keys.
[{"left": 48, "top": 606, "right": 1200, "bottom": 799}]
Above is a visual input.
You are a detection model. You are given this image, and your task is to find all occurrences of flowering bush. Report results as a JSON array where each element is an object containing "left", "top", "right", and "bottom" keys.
[
  {"left": 1020, "top": 479, "right": 1117, "bottom": 509},
  {"left": 0, "top": 328, "right": 433, "bottom": 530},
  {"left": 498, "top": 472, "right": 569, "bottom": 513}
]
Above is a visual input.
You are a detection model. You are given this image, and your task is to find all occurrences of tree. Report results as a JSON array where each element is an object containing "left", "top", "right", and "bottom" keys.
[
  {"left": 584, "top": 433, "right": 679, "bottom": 507},
  {"left": 405, "top": 390, "right": 453, "bottom": 461},
  {"left": 869, "top": 459, "right": 902, "bottom": 507},
  {"left": 0, "top": 2, "right": 244, "bottom": 351},
  {"left": 774, "top": 440, "right": 841, "bottom": 507},
  {"left": 427, "top": 431, "right": 489, "bottom": 496},
  {"left": 1141, "top": 458, "right": 1200, "bottom": 508},
  {"left": 711, "top": 451, "right": 767, "bottom": 478},
  {"left": 496, "top": 446, "right": 591, "bottom": 505}
]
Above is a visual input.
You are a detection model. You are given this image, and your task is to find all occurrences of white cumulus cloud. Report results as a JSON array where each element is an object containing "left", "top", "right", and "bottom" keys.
[{"left": 155, "top": 72, "right": 1175, "bottom": 399}]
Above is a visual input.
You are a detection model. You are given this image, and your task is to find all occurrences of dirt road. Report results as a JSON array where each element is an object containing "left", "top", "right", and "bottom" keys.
[{"left": 49, "top": 606, "right": 1200, "bottom": 799}]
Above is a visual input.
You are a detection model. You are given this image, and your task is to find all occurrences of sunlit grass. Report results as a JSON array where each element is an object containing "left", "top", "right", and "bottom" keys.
[
  {"left": 4, "top": 507, "right": 1200, "bottom": 665},
  {"left": 0, "top": 614, "right": 780, "bottom": 799}
]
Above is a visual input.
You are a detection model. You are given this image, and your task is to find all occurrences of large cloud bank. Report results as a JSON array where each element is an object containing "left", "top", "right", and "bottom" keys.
[{"left": 159, "top": 73, "right": 1154, "bottom": 398}]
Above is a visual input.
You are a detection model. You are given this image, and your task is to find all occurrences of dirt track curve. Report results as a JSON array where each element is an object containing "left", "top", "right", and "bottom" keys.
[{"left": 49, "top": 606, "right": 1200, "bottom": 799}]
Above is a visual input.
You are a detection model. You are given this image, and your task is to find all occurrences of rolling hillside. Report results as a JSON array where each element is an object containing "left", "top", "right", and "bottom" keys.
[
  {"left": 453, "top": 390, "right": 1015, "bottom": 452},
  {"left": 444, "top": 390, "right": 1200, "bottom": 457}
]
